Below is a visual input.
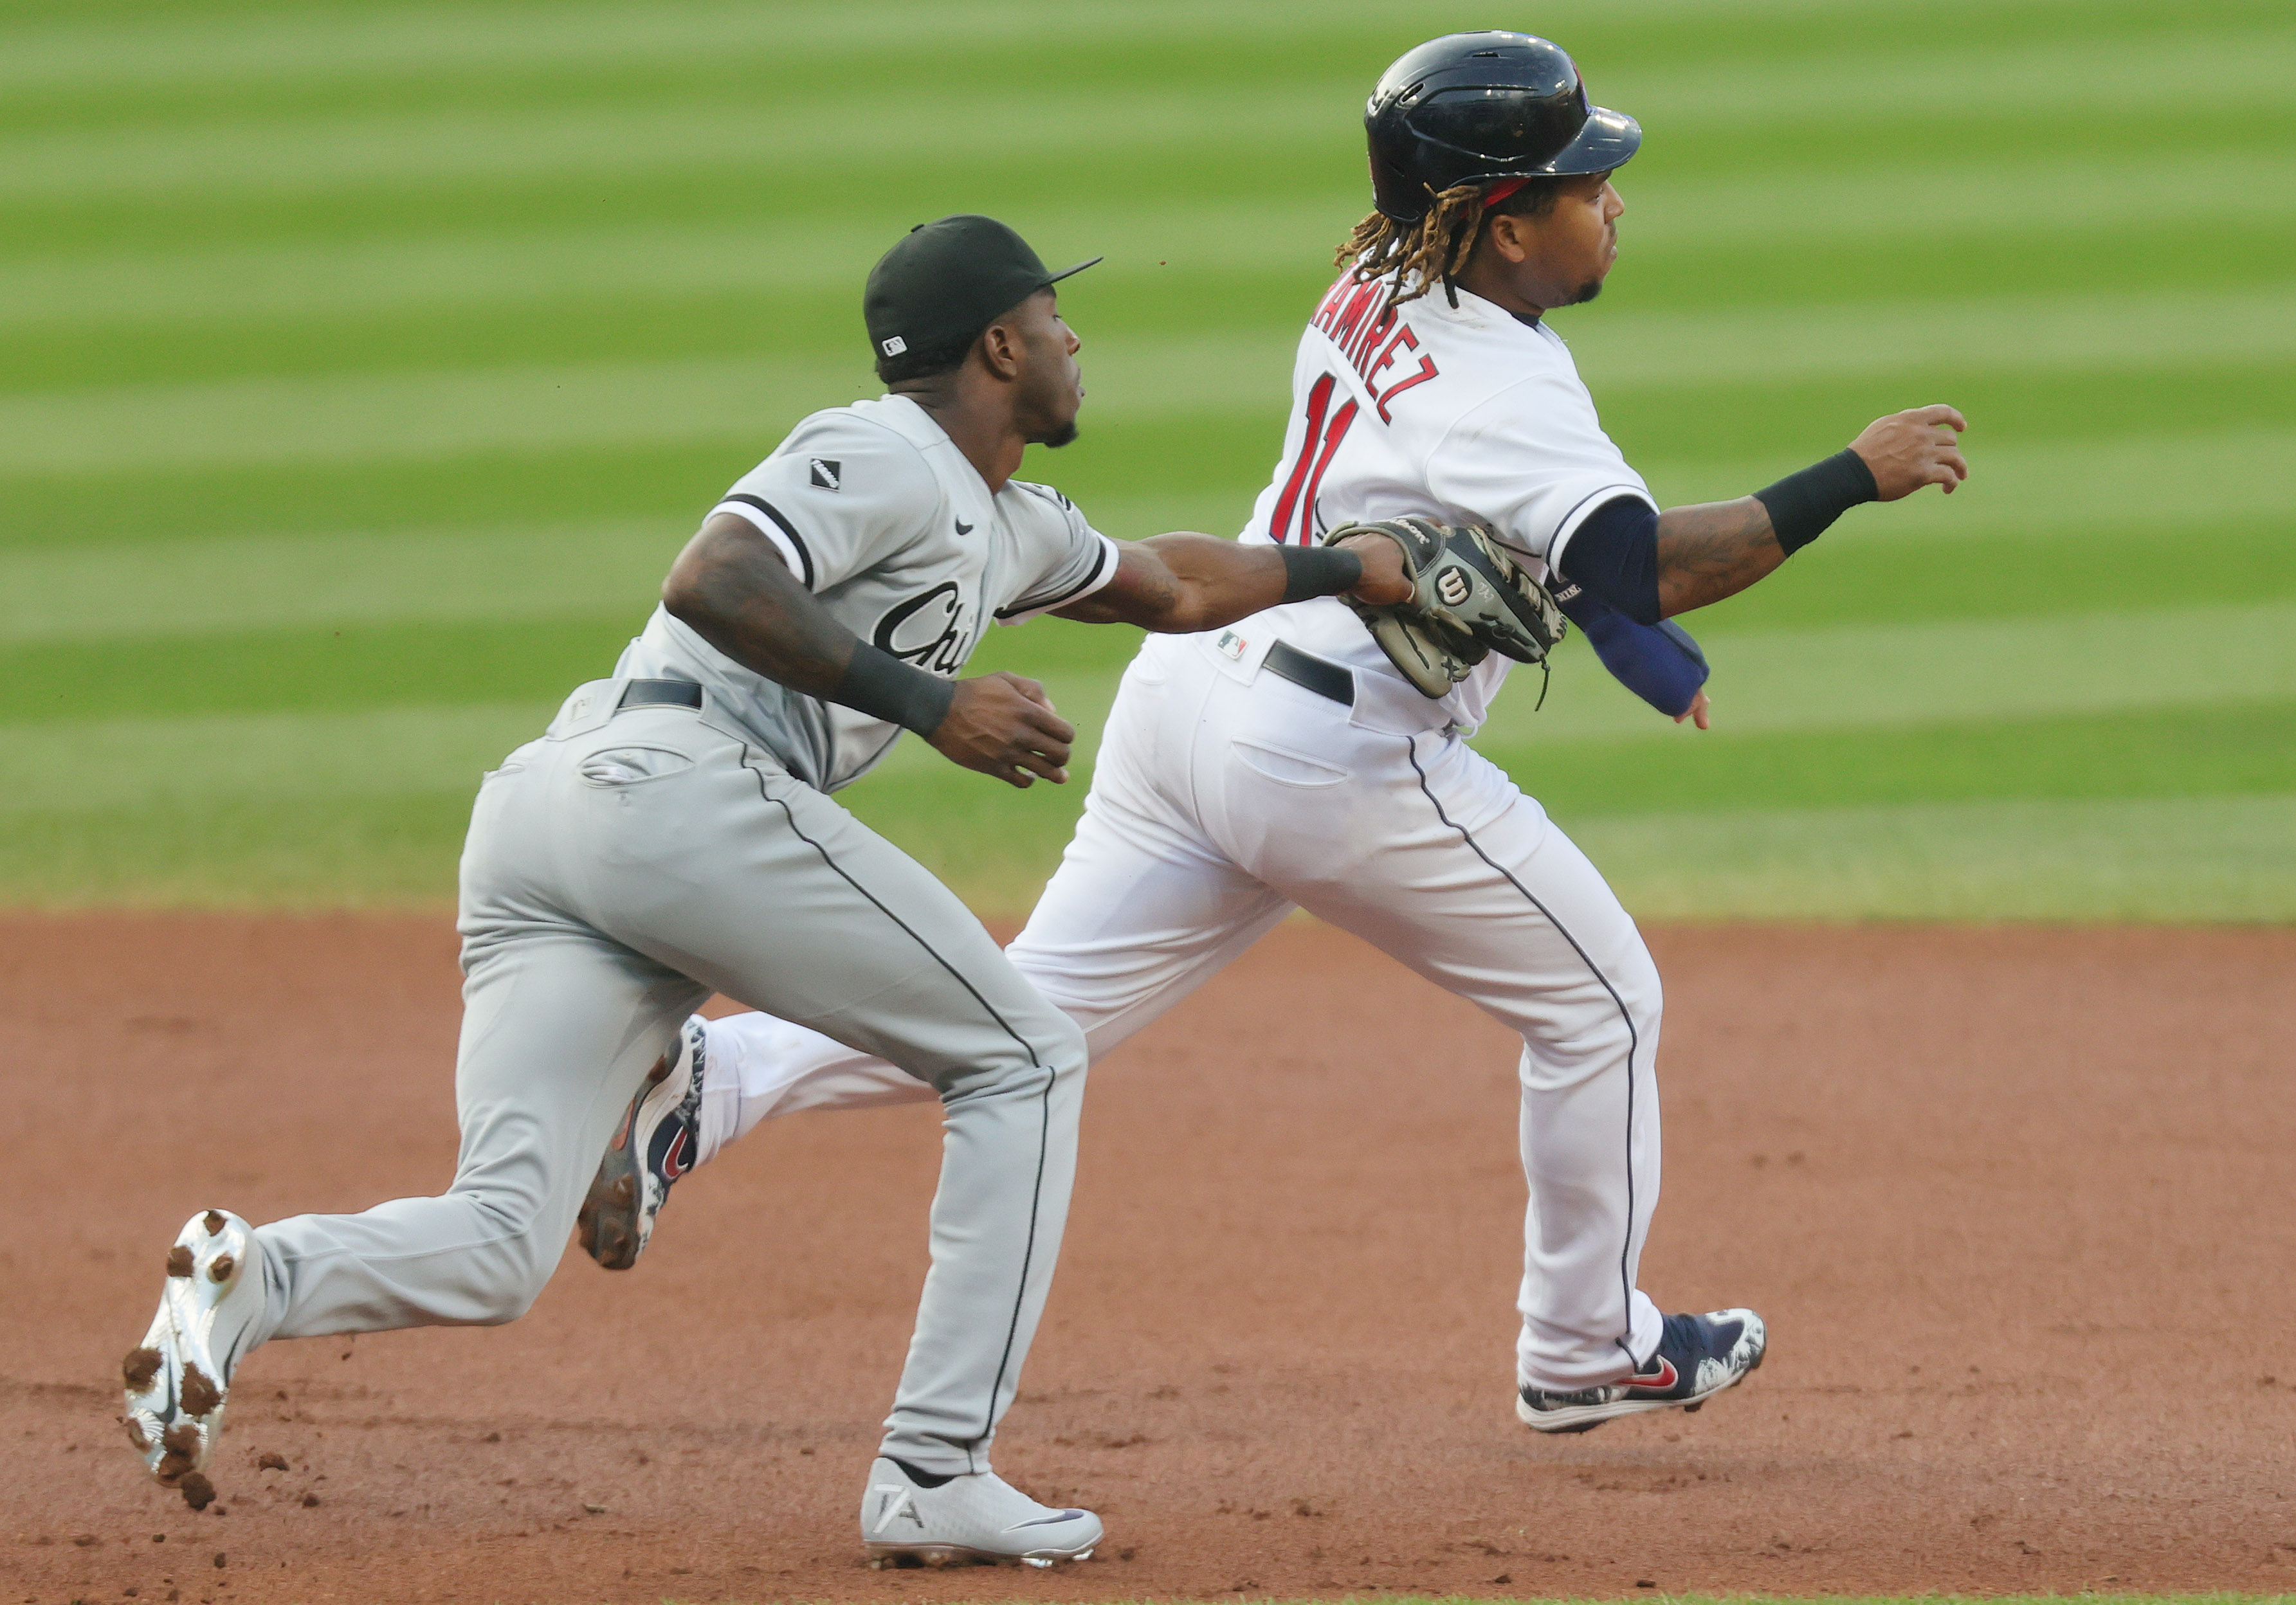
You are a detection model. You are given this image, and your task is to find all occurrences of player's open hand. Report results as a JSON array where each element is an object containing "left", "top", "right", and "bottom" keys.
[
  {"left": 1332, "top": 529, "right": 1416, "bottom": 608},
  {"left": 1850, "top": 404, "right": 1969, "bottom": 500},
  {"left": 932, "top": 671, "right": 1076, "bottom": 788}
]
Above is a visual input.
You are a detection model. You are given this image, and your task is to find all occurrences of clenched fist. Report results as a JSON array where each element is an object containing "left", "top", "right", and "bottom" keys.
[{"left": 929, "top": 671, "right": 1076, "bottom": 788}]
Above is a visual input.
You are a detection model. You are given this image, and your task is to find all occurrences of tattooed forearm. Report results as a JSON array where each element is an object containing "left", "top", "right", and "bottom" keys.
[
  {"left": 1654, "top": 496, "right": 1788, "bottom": 618},
  {"left": 662, "top": 511, "right": 858, "bottom": 693}
]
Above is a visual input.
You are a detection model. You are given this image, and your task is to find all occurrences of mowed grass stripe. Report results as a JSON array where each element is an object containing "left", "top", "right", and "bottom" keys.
[
  {"left": 20, "top": 503, "right": 2291, "bottom": 648},
  {"left": 8, "top": 173, "right": 2286, "bottom": 383},
  {"left": 0, "top": 702, "right": 551, "bottom": 814},
  {"left": 5, "top": 327, "right": 2284, "bottom": 540},
  {"left": 10, "top": 739, "right": 2281, "bottom": 917},
  {"left": 8, "top": 0, "right": 2258, "bottom": 97},
  {"left": 5, "top": 601, "right": 2285, "bottom": 784},
  {"left": 1482, "top": 601, "right": 2296, "bottom": 743},
  {"left": 0, "top": 523, "right": 684, "bottom": 644},
  {"left": 1576, "top": 792, "right": 2296, "bottom": 922},
  {"left": 27, "top": 280, "right": 2296, "bottom": 452},
  {"left": 8, "top": 149, "right": 2289, "bottom": 323},
  {"left": 1498, "top": 701, "right": 2296, "bottom": 815},
  {"left": 6, "top": 26, "right": 2290, "bottom": 204},
  {"left": 1642, "top": 426, "right": 2296, "bottom": 541}
]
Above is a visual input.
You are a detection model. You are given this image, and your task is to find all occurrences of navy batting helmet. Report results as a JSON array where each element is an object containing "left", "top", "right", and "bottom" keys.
[{"left": 1365, "top": 33, "right": 1641, "bottom": 222}]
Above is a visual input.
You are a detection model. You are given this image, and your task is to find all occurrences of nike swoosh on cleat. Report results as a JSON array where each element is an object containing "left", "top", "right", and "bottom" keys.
[
  {"left": 1626, "top": 1356, "right": 1679, "bottom": 1391},
  {"left": 1009, "top": 1511, "right": 1088, "bottom": 1528}
]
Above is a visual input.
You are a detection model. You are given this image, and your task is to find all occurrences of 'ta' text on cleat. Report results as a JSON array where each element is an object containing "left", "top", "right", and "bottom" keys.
[{"left": 859, "top": 1455, "right": 1102, "bottom": 1568}]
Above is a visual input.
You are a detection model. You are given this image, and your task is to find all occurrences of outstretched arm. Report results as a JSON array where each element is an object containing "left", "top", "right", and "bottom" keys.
[
  {"left": 1053, "top": 531, "right": 1411, "bottom": 630},
  {"left": 1653, "top": 404, "right": 1969, "bottom": 617}
]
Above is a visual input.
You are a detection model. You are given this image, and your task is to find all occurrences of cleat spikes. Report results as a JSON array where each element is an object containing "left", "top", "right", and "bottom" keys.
[{"left": 179, "top": 1363, "right": 222, "bottom": 1418}]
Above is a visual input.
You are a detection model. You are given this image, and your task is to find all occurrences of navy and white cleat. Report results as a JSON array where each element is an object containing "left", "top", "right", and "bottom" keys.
[
  {"left": 578, "top": 1015, "right": 706, "bottom": 1270},
  {"left": 861, "top": 1455, "right": 1102, "bottom": 1568},
  {"left": 1516, "top": 1307, "right": 1767, "bottom": 1435},
  {"left": 121, "top": 1209, "right": 266, "bottom": 1509}
]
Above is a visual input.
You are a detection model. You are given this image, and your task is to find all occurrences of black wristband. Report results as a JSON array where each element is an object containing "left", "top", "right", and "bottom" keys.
[
  {"left": 832, "top": 642, "right": 957, "bottom": 737},
  {"left": 1753, "top": 448, "right": 1879, "bottom": 554},
  {"left": 1278, "top": 543, "right": 1363, "bottom": 604}
]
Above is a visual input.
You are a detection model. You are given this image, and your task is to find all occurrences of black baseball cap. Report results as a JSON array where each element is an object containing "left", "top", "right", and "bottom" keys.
[{"left": 864, "top": 215, "right": 1101, "bottom": 365}]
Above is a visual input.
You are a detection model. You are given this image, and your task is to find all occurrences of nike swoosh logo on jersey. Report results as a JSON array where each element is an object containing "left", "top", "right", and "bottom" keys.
[{"left": 954, "top": 520, "right": 974, "bottom": 536}]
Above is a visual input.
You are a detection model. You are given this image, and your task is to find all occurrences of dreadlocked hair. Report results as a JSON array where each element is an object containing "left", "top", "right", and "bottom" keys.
[{"left": 1335, "top": 177, "right": 1562, "bottom": 309}]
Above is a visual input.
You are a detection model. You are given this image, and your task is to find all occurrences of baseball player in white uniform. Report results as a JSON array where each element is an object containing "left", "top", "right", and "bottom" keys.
[
  {"left": 586, "top": 34, "right": 1968, "bottom": 1437},
  {"left": 119, "top": 214, "right": 1414, "bottom": 1561}
]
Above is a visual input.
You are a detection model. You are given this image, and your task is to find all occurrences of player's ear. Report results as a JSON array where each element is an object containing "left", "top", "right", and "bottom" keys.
[
  {"left": 1481, "top": 210, "right": 1534, "bottom": 265},
  {"left": 977, "top": 320, "right": 1024, "bottom": 381}
]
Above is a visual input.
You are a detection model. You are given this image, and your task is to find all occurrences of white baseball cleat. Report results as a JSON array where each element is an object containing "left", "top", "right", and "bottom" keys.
[
  {"left": 861, "top": 1455, "right": 1102, "bottom": 1568},
  {"left": 121, "top": 1209, "right": 266, "bottom": 1509}
]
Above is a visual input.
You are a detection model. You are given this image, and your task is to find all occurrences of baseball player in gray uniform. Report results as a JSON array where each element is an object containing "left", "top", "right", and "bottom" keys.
[
  {"left": 119, "top": 215, "right": 1410, "bottom": 1564},
  {"left": 578, "top": 35, "right": 1970, "bottom": 1441}
]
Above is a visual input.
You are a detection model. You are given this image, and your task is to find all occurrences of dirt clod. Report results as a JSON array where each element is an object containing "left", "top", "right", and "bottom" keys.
[
  {"left": 178, "top": 1474, "right": 215, "bottom": 1513},
  {"left": 255, "top": 1454, "right": 287, "bottom": 1473},
  {"left": 123, "top": 1347, "right": 163, "bottom": 1392},
  {"left": 179, "top": 1366, "right": 221, "bottom": 1419},
  {"left": 165, "top": 1247, "right": 194, "bottom": 1278}
]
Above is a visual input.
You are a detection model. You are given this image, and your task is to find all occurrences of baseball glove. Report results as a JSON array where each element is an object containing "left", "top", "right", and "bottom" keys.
[{"left": 1324, "top": 517, "right": 1569, "bottom": 698}]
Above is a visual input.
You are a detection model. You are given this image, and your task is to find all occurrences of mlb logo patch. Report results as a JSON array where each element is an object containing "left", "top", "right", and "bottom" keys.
[
  {"left": 1215, "top": 630, "right": 1248, "bottom": 661},
  {"left": 880, "top": 336, "right": 907, "bottom": 356},
  {"left": 809, "top": 458, "right": 841, "bottom": 491}
]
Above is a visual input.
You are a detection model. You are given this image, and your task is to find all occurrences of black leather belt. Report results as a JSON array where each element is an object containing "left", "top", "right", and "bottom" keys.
[
  {"left": 617, "top": 678, "right": 703, "bottom": 711},
  {"left": 1262, "top": 640, "right": 1354, "bottom": 707}
]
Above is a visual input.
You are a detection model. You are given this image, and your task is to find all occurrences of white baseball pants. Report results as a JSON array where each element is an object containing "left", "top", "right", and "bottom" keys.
[{"left": 698, "top": 633, "right": 1666, "bottom": 1389}]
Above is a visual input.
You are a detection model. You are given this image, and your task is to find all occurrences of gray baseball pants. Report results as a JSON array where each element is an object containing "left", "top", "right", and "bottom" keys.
[{"left": 244, "top": 679, "right": 1086, "bottom": 1475}]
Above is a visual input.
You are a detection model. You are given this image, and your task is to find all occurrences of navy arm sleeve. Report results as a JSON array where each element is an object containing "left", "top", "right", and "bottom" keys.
[
  {"left": 1554, "top": 588, "right": 1710, "bottom": 719},
  {"left": 1546, "top": 494, "right": 1708, "bottom": 718},
  {"left": 1553, "top": 494, "right": 1661, "bottom": 626}
]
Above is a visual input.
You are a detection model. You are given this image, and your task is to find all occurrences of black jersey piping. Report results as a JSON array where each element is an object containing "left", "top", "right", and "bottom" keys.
[
  {"left": 992, "top": 539, "right": 1113, "bottom": 621},
  {"left": 720, "top": 495, "right": 815, "bottom": 590},
  {"left": 746, "top": 755, "right": 1057, "bottom": 1471},
  {"left": 1401, "top": 732, "right": 1646, "bottom": 1368}
]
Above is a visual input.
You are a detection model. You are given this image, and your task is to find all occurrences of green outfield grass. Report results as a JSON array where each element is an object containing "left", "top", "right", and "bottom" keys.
[{"left": 4, "top": 0, "right": 2291, "bottom": 917}]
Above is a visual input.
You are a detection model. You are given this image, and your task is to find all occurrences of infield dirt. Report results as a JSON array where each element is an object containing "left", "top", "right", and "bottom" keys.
[{"left": 5, "top": 912, "right": 2292, "bottom": 1602}]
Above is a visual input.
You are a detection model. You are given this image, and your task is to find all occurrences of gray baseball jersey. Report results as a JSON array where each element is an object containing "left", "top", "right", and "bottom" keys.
[
  {"left": 615, "top": 394, "right": 1120, "bottom": 791},
  {"left": 226, "top": 390, "right": 1121, "bottom": 1487}
]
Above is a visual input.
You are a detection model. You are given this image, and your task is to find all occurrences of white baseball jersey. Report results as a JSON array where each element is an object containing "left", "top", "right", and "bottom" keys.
[
  {"left": 615, "top": 394, "right": 1119, "bottom": 792},
  {"left": 670, "top": 264, "right": 1691, "bottom": 1394},
  {"left": 1235, "top": 269, "right": 1654, "bottom": 730}
]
